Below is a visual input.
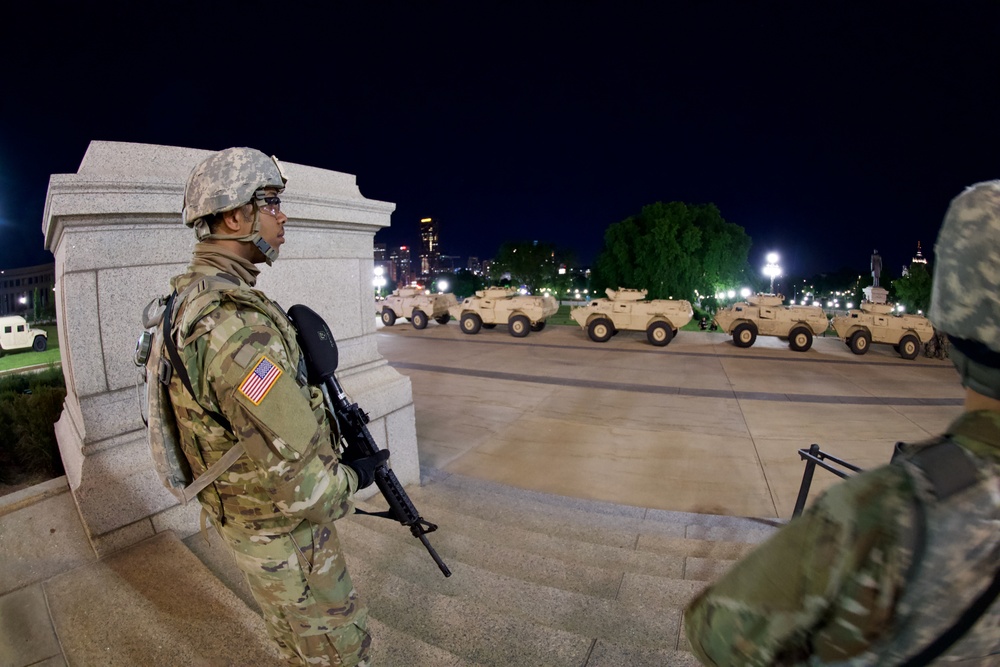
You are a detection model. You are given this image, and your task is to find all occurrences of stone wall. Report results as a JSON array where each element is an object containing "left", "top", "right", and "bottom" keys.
[{"left": 42, "top": 141, "right": 416, "bottom": 555}]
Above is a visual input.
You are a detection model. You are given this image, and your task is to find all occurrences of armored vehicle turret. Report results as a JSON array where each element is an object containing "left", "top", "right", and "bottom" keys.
[
  {"left": 449, "top": 287, "right": 559, "bottom": 337},
  {"left": 713, "top": 293, "right": 829, "bottom": 351},
  {"left": 831, "top": 302, "right": 934, "bottom": 359},
  {"left": 379, "top": 286, "right": 458, "bottom": 329},
  {"left": 569, "top": 288, "right": 693, "bottom": 347}
]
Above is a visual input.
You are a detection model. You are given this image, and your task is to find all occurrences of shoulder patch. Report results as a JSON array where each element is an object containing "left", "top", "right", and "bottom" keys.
[{"left": 239, "top": 356, "right": 283, "bottom": 405}]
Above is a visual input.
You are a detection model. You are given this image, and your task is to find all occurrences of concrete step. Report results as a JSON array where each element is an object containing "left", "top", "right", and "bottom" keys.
[
  {"left": 410, "top": 469, "right": 780, "bottom": 546},
  {"left": 177, "top": 469, "right": 775, "bottom": 665},
  {"left": 339, "top": 516, "right": 695, "bottom": 652},
  {"left": 348, "top": 496, "right": 732, "bottom": 593}
]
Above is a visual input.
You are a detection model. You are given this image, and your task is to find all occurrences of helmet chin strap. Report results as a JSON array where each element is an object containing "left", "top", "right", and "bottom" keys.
[{"left": 193, "top": 207, "right": 279, "bottom": 265}]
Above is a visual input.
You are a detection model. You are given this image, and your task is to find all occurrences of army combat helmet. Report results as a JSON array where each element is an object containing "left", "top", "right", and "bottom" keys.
[
  {"left": 182, "top": 147, "right": 288, "bottom": 264},
  {"left": 928, "top": 180, "right": 1000, "bottom": 399}
]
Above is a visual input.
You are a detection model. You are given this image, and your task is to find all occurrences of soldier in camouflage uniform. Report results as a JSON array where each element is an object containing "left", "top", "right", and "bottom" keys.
[
  {"left": 167, "top": 147, "right": 388, "bottom": 666},
  {"left": 684, "top": 181, "right": 1000, "bottom": 665}
]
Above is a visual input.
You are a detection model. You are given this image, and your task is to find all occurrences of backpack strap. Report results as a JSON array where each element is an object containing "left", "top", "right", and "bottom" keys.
[
  {"left": 898, "top": 440, "right": 997, "bottom": 666},
  {"left": 161, "top": 290, "right": 245, "bottom": 499},
  {"left": 162, "top": 290, "right": 234, "bottom": 434}
]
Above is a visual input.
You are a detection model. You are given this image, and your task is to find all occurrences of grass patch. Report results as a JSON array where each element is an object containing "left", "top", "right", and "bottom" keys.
[
  {"left": 0, "top": 324, "right": 60, "bottom": 372},
  {"left": 548, "top": 304, "right": 578, "bottom": 326}
]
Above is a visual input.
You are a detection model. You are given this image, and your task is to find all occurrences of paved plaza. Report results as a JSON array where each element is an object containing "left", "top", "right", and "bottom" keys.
[{"left": 376, "top": 320, "right": 963, "bottom": 520}]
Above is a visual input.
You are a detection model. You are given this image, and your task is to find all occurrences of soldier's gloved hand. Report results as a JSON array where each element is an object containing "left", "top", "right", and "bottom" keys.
[{"left": 344, "top": 450, "right": 390, "bottom": 490}]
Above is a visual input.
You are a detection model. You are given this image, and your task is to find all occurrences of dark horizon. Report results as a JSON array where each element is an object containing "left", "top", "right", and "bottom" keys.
[{"left": 3, "top": 2, "right": 997, "bottom": 283}]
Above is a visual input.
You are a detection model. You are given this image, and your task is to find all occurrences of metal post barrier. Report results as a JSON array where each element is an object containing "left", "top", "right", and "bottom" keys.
[
  {"left": 792, "top": 444, "right": 821, "bottom": 518},
  {"left": 792, "top": 444, "right": 864, "bottom": 517}
]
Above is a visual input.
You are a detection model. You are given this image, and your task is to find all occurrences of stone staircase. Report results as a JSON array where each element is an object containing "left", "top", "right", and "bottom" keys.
[{"left": 314, "top": 469, "right": 782, "bottom": 666}]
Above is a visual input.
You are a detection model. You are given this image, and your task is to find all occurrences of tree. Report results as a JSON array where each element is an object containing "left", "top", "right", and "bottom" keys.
[
  {"left": 440, "top": 269, "right": 484, "bottom": 299},
  {"left": 592, "top": 201, "right": 752, "bottom": 301},
  {"left": 491, "top": 241, "right": 559, "bottom": 293},
  {"left": 892, "top": 262, "right": 933, "bottom": 314}
]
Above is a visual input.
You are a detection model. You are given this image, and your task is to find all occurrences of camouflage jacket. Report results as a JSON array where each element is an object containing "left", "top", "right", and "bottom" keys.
[
  {"left": 166, "top": 251, "right": 357, "bottom": 534},
  {"left": 684, "top": 410, "right": 1000, "bottom": 666}
]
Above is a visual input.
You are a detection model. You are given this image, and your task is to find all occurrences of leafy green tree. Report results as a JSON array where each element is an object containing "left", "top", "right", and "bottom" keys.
[
  {"left": 592, "top": 202, "right": 752, "bottom": 300},
  {"left": 440, "top": 270, "right": 484, "bottom": 299},
  {"left": 892, "top": 262, "right": 933, "bottom": 314},
  {"left": 491, "top": 241, "right": 559, "bottom": 293}
]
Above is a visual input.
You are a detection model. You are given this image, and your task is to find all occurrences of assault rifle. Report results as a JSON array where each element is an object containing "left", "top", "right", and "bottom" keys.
[{"left": 287, "top": 304, "right": 451, "bottom": 577}]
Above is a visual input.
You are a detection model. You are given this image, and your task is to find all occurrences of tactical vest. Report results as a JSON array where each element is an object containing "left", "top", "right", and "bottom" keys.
[{"left": 874, "top": 438, "right": 1000, "bottom": 664}]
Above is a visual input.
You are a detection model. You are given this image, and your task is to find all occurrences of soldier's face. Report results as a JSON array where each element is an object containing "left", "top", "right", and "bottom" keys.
[{"left": 256, "top": 188, "right": 287, "bottom": 256}]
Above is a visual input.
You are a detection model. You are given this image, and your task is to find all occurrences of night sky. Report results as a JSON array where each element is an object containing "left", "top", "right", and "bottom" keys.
[{"left": 3, "top": 1, "right": 998, "bottom": 285}]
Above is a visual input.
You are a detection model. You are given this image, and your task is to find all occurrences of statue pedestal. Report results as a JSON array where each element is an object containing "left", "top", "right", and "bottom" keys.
[{"left": 864, "top": 286, "right": 888, "bottom": 304}]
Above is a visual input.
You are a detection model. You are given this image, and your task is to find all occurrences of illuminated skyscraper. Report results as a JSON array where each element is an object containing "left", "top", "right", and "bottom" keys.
[{"left": 419, "top": 217, "right": 441, "bottom": 276}]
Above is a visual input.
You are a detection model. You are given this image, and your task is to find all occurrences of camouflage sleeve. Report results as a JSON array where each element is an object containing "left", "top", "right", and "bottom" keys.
[
  {"left": 684, "top": 466, "right": 915, "bottom": 665},
  {"left": 204, "top": 309, "right": 359, "bottom": 524}
]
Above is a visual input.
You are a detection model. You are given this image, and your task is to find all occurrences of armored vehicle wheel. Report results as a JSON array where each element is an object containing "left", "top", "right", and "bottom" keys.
[
  {"left": 587, "top": 318, "right": 614, "bottom": 343},
  {"left": 898, "top": 334, "right": 920, "bottom": 360},
  {"left": 509, "top": 314, "right": 530, "bottom": 338},
  {"left": 32, "top": 335, "right": 47, "bottom": 352},
  {"left": 733, "top": 322, "right": 758, "bottom": 348},
  {"left": 435, "top": 314, "right": 451, "bottom": 325},
  {"left": 849, "top": 329, "right": 871, "bottom": 355},
  {"left": 380, "top": 308, "right": 396, "bottom": 326},
  {"left": 411, "top": 310, "right": 429, "bottom": 330},
  {"left": 531, "top": 321, "right": 546, "bottom": 332},
  {"left": 646, "top": 321, "right": 673, "bottom": 347},
  {"left": 460, "top": 312, "right": 482, "bottom": 334},
  {"left": 482, "top": 323, "right": 497, "bottom": 329},
  {"left": 788, "top": 326, "right": 813, "bottom": 352}
]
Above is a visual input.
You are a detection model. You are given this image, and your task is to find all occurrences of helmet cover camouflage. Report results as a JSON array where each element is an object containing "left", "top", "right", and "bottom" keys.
[
  {"left": 928, "top": 180, "right": 1000, "bottom": 397},
  {"left": 182, "top": 147, "right": 287, "bottom": 227}
]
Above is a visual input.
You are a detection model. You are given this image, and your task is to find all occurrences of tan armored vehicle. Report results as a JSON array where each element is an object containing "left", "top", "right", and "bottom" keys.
[
  {"left": 379, "top": 287, "right": 458, "bottom": 329},
  {"left": 713, "top": 293, "right": 829, "bottom": 351},
  {"left": 0, "top": 316, "right": 48, "bottom": 354},
  {"left": 831, "top": 302, "right": 934, "bottom": 359},
  {"left": 449, "top": 287, "right": 559, "bottom": 337},
  {"left": 569, "top": 287, "right": 693, "bottom": 347}
]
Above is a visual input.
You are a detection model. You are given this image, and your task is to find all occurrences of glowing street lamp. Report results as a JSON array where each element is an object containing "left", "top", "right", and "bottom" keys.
[
  {"left": 372, "top": 266, "right": 387, "bottom": 294},
  {"left": 763, "top": 252, "right": 781, "bottom": 294}
]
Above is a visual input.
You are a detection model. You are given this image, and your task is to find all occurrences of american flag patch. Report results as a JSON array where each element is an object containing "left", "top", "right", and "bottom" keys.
[{"left": 239, "top": 356, "right": 282, "bottom": 405}]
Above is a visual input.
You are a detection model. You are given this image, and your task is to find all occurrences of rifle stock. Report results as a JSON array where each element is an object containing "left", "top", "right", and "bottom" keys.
[{"left": 287, "top": 304, "right": 451, "bottom": 577}]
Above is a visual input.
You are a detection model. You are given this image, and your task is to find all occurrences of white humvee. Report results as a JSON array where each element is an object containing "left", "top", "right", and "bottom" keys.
[{"left": 0, "top": 316, "right": 48, "bottom": 354}]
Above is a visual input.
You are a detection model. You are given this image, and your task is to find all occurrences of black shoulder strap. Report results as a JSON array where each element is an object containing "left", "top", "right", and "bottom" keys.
[
  {"left": 901, "top": 569, "right": 1000, "bottom": 666},
  {"left": 162, "top": 291, "right": 234, "bottom": 434},
  {"left": 899, "top": 440, "right": 998, "bottom": 666}
]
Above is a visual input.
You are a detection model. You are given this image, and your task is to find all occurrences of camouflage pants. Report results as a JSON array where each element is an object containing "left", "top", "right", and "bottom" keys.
[{"left": 219, "top": 519, "right": 371, "bottom": 666}]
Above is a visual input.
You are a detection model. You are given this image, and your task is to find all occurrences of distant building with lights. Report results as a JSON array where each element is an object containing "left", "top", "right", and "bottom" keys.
[
  {"left": 902, "top": 241, "right": 929, "bottom": 276},
  {"left": 467, "top": 256, "right": 480, "bottom": 274},
  {"left": 389, "top": 245, "right": 413, "bottom": 285},
  {"left": 419, "top": 217, "right": 441, "bottom": 276},
  {"left": 0, "top": 262, "right": 55, "bottom": 317}
]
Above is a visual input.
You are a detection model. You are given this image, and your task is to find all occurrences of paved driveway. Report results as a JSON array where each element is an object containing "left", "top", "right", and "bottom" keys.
[{"left": 375, "top": 321, "right": 962, "bottom": 519}]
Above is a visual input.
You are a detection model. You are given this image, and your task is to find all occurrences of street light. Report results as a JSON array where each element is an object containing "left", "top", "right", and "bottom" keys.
[
  {"left": 372, "top": 266, "right": 386, "bottom": 295},
  {"left": 763, "top": 252, "right": 781, "bottom": 294}
]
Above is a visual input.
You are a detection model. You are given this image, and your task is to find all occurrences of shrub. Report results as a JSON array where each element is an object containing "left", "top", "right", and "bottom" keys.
[{"left": 0, "top": 367, "right": 67, "bottom": 484}]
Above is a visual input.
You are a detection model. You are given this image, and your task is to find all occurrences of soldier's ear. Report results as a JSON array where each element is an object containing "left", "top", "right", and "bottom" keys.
[{"left": 218, "top": 209, "right": 245, "bottom": 232}]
